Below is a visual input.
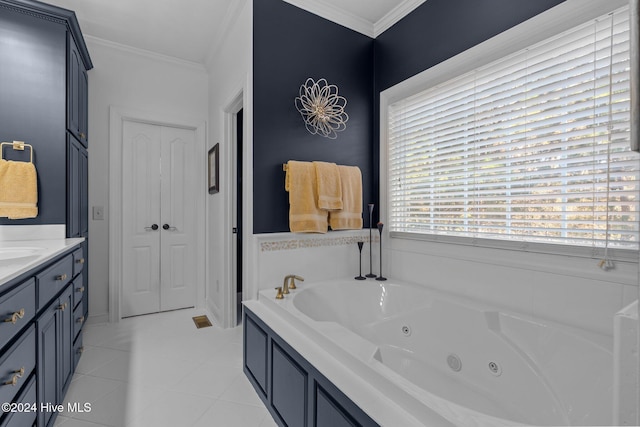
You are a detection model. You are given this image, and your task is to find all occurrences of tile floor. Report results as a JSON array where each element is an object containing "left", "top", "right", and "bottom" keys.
[{"left": 53, "top": 308, "right": 278, "bottom": 427}]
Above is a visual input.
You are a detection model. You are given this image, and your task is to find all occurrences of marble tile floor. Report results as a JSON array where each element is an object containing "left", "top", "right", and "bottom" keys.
[{"left": 54, "top": 308, "right": 277, "bottom": 427}]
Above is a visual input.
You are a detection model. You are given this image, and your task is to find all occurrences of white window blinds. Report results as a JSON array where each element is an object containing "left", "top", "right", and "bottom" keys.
[{"left": 387, "top": 7, "right": 639, "bottom": 250}]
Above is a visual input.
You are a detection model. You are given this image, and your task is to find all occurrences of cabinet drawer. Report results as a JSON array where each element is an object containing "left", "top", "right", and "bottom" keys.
[
  {"left": 72, "top": 274, "right": 84, "bottom": 309},
  {"left": 0, "top": 279, "right": 35, "bottom": 350},
  {"left": 72, "top": 247, "right": 85, "bottom": 277},
  {"left": 37, "top": 254, "right": 73, "bottom": 309},
  {"left": 0, "top": 326, "right": 36, "bottom": 407},
  {"left": 73, "top": 299, "right": 84, "bottom": 340},
  {"left": 0, "top": 374, "right": 36, "bottom": 427}
]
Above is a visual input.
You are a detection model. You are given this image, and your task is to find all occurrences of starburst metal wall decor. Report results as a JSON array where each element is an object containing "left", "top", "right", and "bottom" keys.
[{"left": 294, "top": 78, "right": 349, "bottom": 139}]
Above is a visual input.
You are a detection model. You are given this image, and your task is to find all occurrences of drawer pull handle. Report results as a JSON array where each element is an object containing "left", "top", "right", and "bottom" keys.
[
  {"left": 4, "top": 367, "right": 24, "bottom": 386},
  {"left": 56, "top": 274, "right": 68, "bottom": 281},
  {"left": 77, "top": 316, "right": 85, "bottom": 324},
  {"left": 4, "top": 308, "right": 25, "bottom": 324},
  {"left": 76, "top": 258, "right": 85, "bottom": 264},
  {"left": 58, "top": 302, "right": 68, "bottom": 311},
  {"left": 77, "top": 346, "right": 84, "bottom": 355},
  {"left": 80, "top": 132, "right": 86, "bottom": 139},
  {"left": 76, "top": 286, "right": 85, "bottom": 293}
]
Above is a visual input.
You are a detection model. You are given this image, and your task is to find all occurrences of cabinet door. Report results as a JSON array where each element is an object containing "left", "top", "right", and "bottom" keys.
[
  {"left": 67, "top": 136, "right": 87, "bottom": 238},
  {"left": 67, "top": 137, "right": 79, "bottom": 237},
  {"left": 58, "top": 286, "right": 73, "bottom": 398},
  {"left": 79, "top": 146, "right": 88, "bottom": 236},
  {"left": 37, "top": 302, "right": 59, "bottom": 427},
  {"left": 37, "top": 285, "right": 73, "bottom": 427},
  {"left": 79, "top": 67, "right": 88, "bottom": 145},
  {"left": 67, "top": 34, "right": 87, "bottom": 146}
]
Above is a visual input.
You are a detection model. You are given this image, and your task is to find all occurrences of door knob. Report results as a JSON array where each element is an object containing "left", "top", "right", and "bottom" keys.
[
  {"left": 163, "top": 224, "right": 177, "bottom": 231},
  {"left": 145, "top": 224, "right": 159, "bottom": 231}
]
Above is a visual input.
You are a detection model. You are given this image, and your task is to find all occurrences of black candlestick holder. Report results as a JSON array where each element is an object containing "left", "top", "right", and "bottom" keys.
[
  {"left": 355, "top": 242, "right": 366, "bottom": 280},
  {"left": 376, "top": 222, "right": 387, "bottom": 281},
  {"left": 366, "top": 204, "right": 376, "bottom": 278}
]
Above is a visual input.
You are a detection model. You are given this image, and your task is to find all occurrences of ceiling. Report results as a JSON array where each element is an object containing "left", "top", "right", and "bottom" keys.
[{"left": 41, "top": 0, "right": 425, "bottom": 65}]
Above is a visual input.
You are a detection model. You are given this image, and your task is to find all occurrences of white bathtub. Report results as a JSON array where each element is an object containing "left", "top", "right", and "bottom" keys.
[{"left": 256, "top": 279, "right": 613, "bottom": 427}]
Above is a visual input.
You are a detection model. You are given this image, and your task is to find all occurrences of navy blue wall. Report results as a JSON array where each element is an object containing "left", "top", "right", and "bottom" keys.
[{"left": 253, "top": 0, "right": 374, "bottom": 234}]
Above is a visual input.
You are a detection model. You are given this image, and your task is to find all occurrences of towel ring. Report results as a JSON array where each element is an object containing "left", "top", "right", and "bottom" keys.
[{"left": 1, "top": 141, "right": 33, "bottom": 164}]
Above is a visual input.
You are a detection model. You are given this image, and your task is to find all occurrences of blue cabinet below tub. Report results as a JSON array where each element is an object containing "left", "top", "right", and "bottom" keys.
[{"left": 244, "top": 308, "right": 379, "bottom": 427}]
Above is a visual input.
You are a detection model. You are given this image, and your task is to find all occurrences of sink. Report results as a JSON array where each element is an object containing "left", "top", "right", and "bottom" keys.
[{"left": 0, "top": 247, "right": 42, "bottom": 261}]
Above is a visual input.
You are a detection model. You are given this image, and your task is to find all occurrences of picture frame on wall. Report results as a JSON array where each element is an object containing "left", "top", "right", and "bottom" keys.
[{"left": 208, "top": 143, "right": 219, "bottom": 194}]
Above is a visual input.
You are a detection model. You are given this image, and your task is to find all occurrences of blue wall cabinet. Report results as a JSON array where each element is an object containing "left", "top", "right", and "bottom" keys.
[
  {"left": 67, "top": 135, "right": 88, "bottom": 239},
  {"left": 67, "top": 32, "right": 88, "bottom": 147},
  {"left": 244, "top": 308, "right": 379, "bottom": 427}
]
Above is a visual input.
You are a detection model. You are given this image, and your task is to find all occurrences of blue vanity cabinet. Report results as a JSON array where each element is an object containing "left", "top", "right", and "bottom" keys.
[
  {"left": 0, "top": 244, "right": 84, "bottom": 427},
  {"left": 244, "top": 308, "right": 379, "bottom": 427}
]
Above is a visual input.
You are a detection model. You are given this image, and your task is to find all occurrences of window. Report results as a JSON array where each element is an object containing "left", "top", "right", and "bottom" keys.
[{"left": 387, "top": 6, "right": 639, "bottom": 251}]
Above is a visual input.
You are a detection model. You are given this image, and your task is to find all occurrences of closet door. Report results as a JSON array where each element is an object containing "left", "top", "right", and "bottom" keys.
[{"left": 121, "top": 121, "right": 196, "bottom": 317}]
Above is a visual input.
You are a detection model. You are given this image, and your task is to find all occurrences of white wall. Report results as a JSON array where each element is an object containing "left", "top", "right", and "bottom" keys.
[
  {"left": 205, "top": 0, "right": 252, "bottom": 326},
  {"left": 86, "top": 39, "right": 208, "bottom": 322}
]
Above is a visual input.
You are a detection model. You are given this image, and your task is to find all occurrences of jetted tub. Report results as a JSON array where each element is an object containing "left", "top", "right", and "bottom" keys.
[{"left": 257, "top": 279, "right": 613, "bottom": 426}]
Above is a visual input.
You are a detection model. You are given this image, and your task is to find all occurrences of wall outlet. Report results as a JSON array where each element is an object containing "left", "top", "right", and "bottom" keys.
[{"left": 93, "top": 206, "right": 105, "bottom": 220}]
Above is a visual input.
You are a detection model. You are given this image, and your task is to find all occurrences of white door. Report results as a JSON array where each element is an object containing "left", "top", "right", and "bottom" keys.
[{"left": 121, "top": 120, "right": 197, "bottom": 317}]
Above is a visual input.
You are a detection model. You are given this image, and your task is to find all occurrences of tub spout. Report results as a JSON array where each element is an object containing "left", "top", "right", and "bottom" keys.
[
  {"left": 288, "top": 275, "right": 304, "bottom": 290},
  {"left": 283, "top": 274, "right": 304, "bottom": 294}
]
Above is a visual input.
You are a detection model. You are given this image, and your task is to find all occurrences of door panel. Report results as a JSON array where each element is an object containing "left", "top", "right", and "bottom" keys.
[
  {"left": 160, "top": 127, "right": 196, "bottom": 311},
  {"left": 122, "top": 122, "right": 161, "bottom": 317}
]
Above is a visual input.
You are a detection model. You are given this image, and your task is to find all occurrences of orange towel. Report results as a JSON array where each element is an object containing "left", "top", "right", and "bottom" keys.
[
  {"left": 0, "top": 159, "right": 38, "bottom": 219},
  {"left": 329, "top": 165, "right": 362, "bottom": 230},
  {"left": 313, "top": 161, "right": 343, "bottom": 210},
  {"left": 285, "top": 160, "right": 328, "bottom": 233}
]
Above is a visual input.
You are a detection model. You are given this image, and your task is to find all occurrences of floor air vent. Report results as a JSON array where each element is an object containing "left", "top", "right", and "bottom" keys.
[{"left": 192, "top": 315, "right": 213, "bottom": 329}]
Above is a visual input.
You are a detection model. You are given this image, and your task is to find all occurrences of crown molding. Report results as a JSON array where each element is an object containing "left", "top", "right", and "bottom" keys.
[
  {"left": 84, "top": 35, "right": 207, "bottom": 72},
  {"left": 282, "top": 0, "right": 375, "bottom": 38},
  {"left": 374, "top": 0, "right": 426, "bottom": 37},
  {"left": 283, "top": 0, "right": 426, "bottom": 39}
]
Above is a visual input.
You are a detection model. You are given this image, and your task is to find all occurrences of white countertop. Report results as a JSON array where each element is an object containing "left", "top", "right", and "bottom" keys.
[{"left": 0, "top": 238, "right": 84, "bottom": 288}]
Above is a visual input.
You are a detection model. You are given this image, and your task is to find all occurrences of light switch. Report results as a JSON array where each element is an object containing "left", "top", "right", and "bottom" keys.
[{"left": 93, "top": 206, "right": 104, "bottom": 220}]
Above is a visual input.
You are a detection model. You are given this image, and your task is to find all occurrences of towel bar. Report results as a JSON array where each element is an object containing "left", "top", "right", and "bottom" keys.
[{"left": 1, "top": 141, "right": 33, "bottom": 163}]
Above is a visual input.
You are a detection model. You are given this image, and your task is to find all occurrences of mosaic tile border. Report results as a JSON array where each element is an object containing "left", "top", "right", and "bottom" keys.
[{"left": 260, "top": 233, "right": 380, "bottom": 252}]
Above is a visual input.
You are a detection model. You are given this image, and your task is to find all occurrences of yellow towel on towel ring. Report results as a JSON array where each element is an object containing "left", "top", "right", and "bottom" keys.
[
  {"left": 285, "top": 160, "right": 328, "bottom": 233},
  {"left": 0, "top": 159, "right": 38, "bottom": 219}
]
